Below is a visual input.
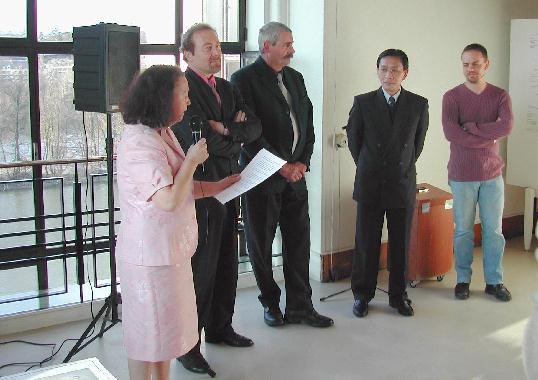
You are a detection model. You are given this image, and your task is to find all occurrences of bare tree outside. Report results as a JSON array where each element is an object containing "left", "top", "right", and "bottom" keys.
[{"left": 0, "top": 57, "right": 31, "bottom": 180}]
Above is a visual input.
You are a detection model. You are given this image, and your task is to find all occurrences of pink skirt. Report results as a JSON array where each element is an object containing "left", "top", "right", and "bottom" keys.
[{"left": 118, "top": 259, "right": 198, "bottom": 362}]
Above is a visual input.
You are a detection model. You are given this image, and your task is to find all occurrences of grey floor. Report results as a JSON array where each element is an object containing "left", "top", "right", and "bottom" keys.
[{"left": 1, "top": 237, "right": 537, "bottom": 380}]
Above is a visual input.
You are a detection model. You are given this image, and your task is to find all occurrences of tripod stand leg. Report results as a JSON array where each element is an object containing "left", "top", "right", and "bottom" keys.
[
  {"left": 98, "top": 299, "right": 112, "bottom": 338},
  {"left": 63, "top": 297, "right": 111, "bottom": 363},
  {"left": 320, "top": 287, "right": 352, "bottom": 302}
]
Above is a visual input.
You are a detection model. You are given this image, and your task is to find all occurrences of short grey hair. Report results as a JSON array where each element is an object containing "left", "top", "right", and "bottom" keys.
[
  {"left": 181, "top": 23, "right": 216, "bottom": 55},
  {"left": 258, "top": 22, "right": 292, "bottom": 53}
]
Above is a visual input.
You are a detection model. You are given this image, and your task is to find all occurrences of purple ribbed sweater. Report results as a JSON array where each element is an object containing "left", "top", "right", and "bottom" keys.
[{"left": 442, "top": 83, "right": 513, "bottom": 181}]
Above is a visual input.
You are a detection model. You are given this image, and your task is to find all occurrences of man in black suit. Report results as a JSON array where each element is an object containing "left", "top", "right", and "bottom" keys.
[
  {"left": 346, "top": 49, "right": 429, "bottom": 318},
  {"left": 231, "top": 22, "right": 333, "bottom": 329},
  {"left": 172, "top": 23, "right": 261, "bottom": 376}
]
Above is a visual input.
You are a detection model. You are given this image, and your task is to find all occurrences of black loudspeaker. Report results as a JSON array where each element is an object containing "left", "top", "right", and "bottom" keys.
[{"left": 73, "top": 23, "right": 140, "bottom": 113}]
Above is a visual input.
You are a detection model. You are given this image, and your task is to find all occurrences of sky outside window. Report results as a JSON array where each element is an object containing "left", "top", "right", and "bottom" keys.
[{"left": 36, "top": 0, "right": 175, "bottom": 43}]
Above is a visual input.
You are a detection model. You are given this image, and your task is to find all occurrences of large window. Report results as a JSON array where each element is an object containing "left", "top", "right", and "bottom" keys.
[{"left": 0, "top": 0, "right": 246, "bottom": 315}]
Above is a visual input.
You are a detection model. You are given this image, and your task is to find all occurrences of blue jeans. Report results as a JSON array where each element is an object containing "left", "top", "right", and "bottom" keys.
[{"left": 449, "top": 175, "right": 505, "bottom": 285}]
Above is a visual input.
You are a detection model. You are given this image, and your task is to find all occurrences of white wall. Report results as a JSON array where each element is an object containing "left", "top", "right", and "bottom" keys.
[
  {"left": 244, "top": 0, "right": 538, "bottom": 280},
  {"left": 321, "top": 0, "right": 538, "bottom": 259},
  {"left": 288, "top": 0, "right": 325, "bottom": 277}
]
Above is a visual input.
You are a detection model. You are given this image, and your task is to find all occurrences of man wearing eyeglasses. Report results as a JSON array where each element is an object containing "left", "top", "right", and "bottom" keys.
[{"left": 346, "top": 49, "right": 429, "bottom": 318}]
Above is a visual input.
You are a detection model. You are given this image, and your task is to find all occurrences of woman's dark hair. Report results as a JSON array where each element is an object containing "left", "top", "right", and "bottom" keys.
[{"left": 120, "top": 65, "right": 183, "bottom": 128}]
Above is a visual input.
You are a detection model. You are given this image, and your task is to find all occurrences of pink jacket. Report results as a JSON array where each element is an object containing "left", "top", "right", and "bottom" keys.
[{"left": 115, "top": 124, "right": 198, "bottom": 266}]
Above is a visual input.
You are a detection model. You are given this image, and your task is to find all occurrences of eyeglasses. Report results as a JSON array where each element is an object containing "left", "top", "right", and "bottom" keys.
[{"left": 378, "top": 67, "right": 405, "bottom": 75}]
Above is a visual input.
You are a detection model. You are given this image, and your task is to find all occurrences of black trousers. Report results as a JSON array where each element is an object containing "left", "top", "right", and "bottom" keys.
[
  {"left": 351, "top": 200, "right": 415, "bottom": 301},
  {"left": 244, "top": 185, "right": 313, "bottom": 312},
  {"left": 191, "top": 197, "right": 238, "bottom": 336}
]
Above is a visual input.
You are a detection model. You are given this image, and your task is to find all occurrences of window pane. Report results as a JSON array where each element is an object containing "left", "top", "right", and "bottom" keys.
[
  {"left": 0, "top": 178, "right": 36, "bottom": 249},
  {"left": 220, "top": 54, "right": 240, "bottom": 81},
  {"left": 141, "top": 55, "right": 176, "bottom": 70},
  {"left": 38, "top": 55, "right": 126, "bottom": 169},
  {"left": 37, "top": 0, "right": 175, "bottom": 43},
  {"left": 179, "top": 54, "right": 188, "bottom": 72},
  {"left": 0, "top": 2, "right": 26, "bottom": 38},
  {"left": 39, "top": 54, "right": 79, "bottom": 164},
  {"left": 0, "top": 57, "right": 31, "bottom": 165},
  {"left": 0, "top": 266, "right": 39, "bottom": 302},
  {"left": 184, "top": 0, "right": 240, "bottom": 42}
]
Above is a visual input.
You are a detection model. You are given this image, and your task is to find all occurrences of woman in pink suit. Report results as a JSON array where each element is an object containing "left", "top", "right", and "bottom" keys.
[{"left": 116, "top": 65, "right": 239, "bottom": 380}]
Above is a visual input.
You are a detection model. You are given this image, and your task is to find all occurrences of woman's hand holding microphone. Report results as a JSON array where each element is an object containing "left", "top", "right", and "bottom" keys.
[{"left": 185, "top": 138, "right": 209, "bottom": 167}]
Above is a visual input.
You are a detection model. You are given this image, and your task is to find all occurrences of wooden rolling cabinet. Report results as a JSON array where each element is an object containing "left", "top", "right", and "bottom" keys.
[{"left": 407, "top": 183, "right": 454, "bottom": 286}]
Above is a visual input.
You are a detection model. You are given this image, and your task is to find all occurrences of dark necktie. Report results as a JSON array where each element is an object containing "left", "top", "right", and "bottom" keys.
[
  {"left": 388, "top": 96, "right": 396, "bottom": 119},
  {"left": 277, "top": 72, "right": 299, "bottom": 153},
  {"left": 388, "top": 96, "right": 396, "bottom": 109}
]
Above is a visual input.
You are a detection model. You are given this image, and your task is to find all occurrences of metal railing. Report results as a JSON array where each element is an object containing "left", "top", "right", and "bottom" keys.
[
  {"left": 0, "top": 155, "right": 283, "bottom": 315},
  {"left": 0, "top": 156, "right": 119, "bottom": 308}
]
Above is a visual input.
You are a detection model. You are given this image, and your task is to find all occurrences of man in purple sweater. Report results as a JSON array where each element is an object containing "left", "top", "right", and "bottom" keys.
[{"left": 442, "top": 43, "right": 513, "bottom": 302}]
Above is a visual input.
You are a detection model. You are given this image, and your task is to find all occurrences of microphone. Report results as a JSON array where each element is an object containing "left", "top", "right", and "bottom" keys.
[
  {"left": 189, "top": 115, "right": 205, "bottom": 172},
  {"left": 189, "top": 115, "right": 203, "bottom": 144}
]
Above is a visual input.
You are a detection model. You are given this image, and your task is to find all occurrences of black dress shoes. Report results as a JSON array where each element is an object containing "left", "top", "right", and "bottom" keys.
[
  {"left": 205, "top": 330, "right": 254, "bottom": 347},
  {"left": 485, "top": 283, "right": 512, "bottom": 302},
  {"left": 264, "top": 306, "right": 285, "bottom": 327},
  {"left": 455, "top": 282, "right": 470, "bottom": 300},
  {"left": 284, "top": 309, "right": 334, "bottom": 328},
  {"left": 177, "top": 348, "right": 216, "bottom": 377},
  {"left": 389, "top": 296, "right": 414, "bottom": 316},
  {"left": 352, "top": 299, "right": 368, "bottom": 318}
]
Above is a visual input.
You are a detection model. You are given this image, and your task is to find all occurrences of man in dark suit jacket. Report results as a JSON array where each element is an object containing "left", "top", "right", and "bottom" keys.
[
  {"left": 346, "top": 49, "right": 429, "bottom": 318},
  {"left": 231, "top": 22, "right": 333, "bottom": 329},
  {"left": 171, "top": 23, "right": 261, "bottom": 376}
]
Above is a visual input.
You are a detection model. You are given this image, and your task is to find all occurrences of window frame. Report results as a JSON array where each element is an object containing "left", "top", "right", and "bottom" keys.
[
  {"left": 0, "top": 0, "right": 247, "bottom": 159},
  {"left": 0, "top": 0, "right": 246, "bottom": 305}
]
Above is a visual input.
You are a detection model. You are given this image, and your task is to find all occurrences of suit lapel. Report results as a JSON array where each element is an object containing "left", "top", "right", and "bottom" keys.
[
  {"left": 282, "top": 68, "right": 304, "bottom": 153},
  {"left": 282, "top": 69, "right": 299, "bottom": 113},
  {"left": 385, "top": 88, "right": 410, "bottom": 153},
  {"left": 374, "top": 88, "right": 392, "bottom": 142},
  {"left": 186, "top": 68, "right": 222, "bottom": 119},
  {"left": 390, "top": 88, "right": 407, "bottom": 129},
  {"left": 254, "top": 57, "right": 289, "bottom": 109},
  {"left": 215, "top": 78, "right": 228, "bottom": 118}
]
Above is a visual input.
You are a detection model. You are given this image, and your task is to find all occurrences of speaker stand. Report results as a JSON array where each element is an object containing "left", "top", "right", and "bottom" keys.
[{"left": 64, "top": 113, "right": 120, "bottom": 362}]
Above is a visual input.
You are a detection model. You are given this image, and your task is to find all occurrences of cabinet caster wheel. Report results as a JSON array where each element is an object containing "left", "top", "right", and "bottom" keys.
[
  {"left": 436, "top": 275, "right": 444, "bottom": 282},
  {"left": 409, "top": 280, "right": 419, "bottom": 288}
]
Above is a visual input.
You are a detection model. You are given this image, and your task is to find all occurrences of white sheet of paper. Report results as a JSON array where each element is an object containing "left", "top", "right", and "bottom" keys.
[{"left": 214, "top": 149, "right": 286, "bottom": 204}]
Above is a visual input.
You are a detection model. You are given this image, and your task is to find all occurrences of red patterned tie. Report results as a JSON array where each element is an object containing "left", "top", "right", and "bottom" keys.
[{"left": 208, "top": 76, "right": 221, "bottom": 105}]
